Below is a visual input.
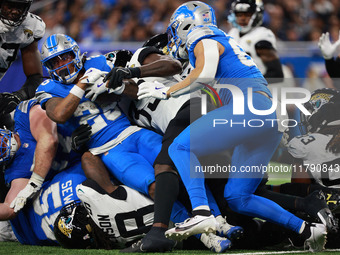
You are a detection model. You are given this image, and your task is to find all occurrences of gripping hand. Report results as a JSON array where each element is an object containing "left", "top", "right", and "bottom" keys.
[
  {"left": 71, "top": 124, "right": 92, "bottom": 153},
  {"left": 79, "top": 68, "right": 105, "bottom": 85},
  {"left": 137, "top": 81, "right": 169, "bottom": 100},
  {"left": 0, "top": 92, "right": 21, "bottom": 115},
  {"left": 10, "top": 173, "right": 44, "bottom": 213},
  {"left": 318, "top": 32, "right": 340, "bottom": 60},
  {"left": 103, "top": 67, "right": 140, "bottom": 89}
]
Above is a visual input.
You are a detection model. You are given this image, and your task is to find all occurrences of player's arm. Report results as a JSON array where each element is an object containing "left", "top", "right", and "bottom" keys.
[
  {"left": 139, "top": 53, "right": 182, "bottom": 77},
  {"left": 255, "top": 40, "right": 284, "bottom": 82},
  {"left": 16, "top": 40, "right": 44, "bottom": 100},
  {"left": 166, "top": 39, "right": 222, "bottom": 98},
  {"left": 9, "top": 105, "right": 58, "bottom": 213},
  {"left": 291, "top": 159, "right": 312, "bottom": 184},
  {"left": 0, "top": 178, "right": 28, "bottom": 220},
  {"left": 325, "top": 57, "right": 340, "bottom": 78}
]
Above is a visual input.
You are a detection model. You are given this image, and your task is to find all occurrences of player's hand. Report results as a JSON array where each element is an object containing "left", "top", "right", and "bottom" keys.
[
  {"left": 327, "top": 130, "right": 340, "bottom": 153},
  {"left": 318, "top": 32, "right": 340, "bottom": 60},
  {"left": 71, "top": 124, "right": 92, "bottom": 153},
  {"left": 10, "top": 173, "right": 44, "bottom": 213},
  {"left": 0, "top": 20, "right": 12, "bottom": 34},
  {"left": 137, "top": 81, "right": 169, "bottom": 100},
  {"left": 79, "top": 68, "right": 105, "bottom": 85},
  {"left": 104, "top": 67, "right": 140, "bottom": 89},
  {"left": 0, "top": 92, "right": 21, "bottom": 115},
  {"left": 85, "top": 76, "right": 109, "bottom": 101}
]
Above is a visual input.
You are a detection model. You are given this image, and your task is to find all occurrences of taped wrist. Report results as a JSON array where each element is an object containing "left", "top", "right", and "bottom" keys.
[
  {"left": 129, "top": 67, "right": 141, "bottom": 78},
  {"left": 29, "top": 172, "right": 44, "bottom": 188}
]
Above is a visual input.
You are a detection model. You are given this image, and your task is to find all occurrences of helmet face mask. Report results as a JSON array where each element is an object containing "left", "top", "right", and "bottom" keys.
[
  {"left": 0, "top": 128, "right": 18, "bottom": 163},
  {"left": 0, "top": 0, "right": 32, "bottom": 27},
  {"left": 41, "top": 34, "right": 84, "bottom": 84},
  {"left": 299, "top": 89, "right": 340, "bottom": 134},
  {"left": 166, "top": 1, "right": 216, "bottom": 60},
  {"left": 228, "top": 0, "right": 263, "bottom": 34},
  {"left": 54, "top": 201, "right": 95, "bottom": 249}
]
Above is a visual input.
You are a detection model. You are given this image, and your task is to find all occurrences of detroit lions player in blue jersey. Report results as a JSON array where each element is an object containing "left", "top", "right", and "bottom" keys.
[
  {"left": 137, "top": 1, "right": 327, "bottom": 251},
  {"left": 0, "top": 98, "right": 81, "bottom": 220},
  {"left": 36, "top": 34, "right": 162, "bottom": 197},
  {"left": 10, "top": 164, "right": 86, "bottom": 245}
]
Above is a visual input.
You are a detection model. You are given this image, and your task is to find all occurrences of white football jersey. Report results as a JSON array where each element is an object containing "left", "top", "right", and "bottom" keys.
[
  {"left": 0, "top": 12, "right": 45, "bottom": 80},
  {"left": 228, "top": 26, "right": 277, "bottom": 74},
  {"left": 287, "top": 133, "right": 340, "bottom": 188},
  {"left": 76, "top": 183, "right": 154, "bottom": 244},
  {"left": 127, "top": 47, "right": 198, "bottom": 134}
]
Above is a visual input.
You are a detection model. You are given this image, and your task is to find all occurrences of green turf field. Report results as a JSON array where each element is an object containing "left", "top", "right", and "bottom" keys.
[
  {"left": 0, "top": 242, "right": 340, "bottom": 255},
  {"left": 1, "top": 162, "right": 335, "bottom": 255}
]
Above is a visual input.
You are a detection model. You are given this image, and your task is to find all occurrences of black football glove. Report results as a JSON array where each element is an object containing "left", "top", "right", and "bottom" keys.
[
  {"left": 71, "top": 124, "right": 92, "bottom": 154},
  {"left": 0, "top": 92, "right": 21, "bottom": 115},
  {"left": 308, "top": 102, "right": 340, "bottom": 133},
  {"left": 103, "top": 67, "right": 141, "bottom": 89}
]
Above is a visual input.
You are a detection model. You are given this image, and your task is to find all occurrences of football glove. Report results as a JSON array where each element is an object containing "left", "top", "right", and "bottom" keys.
[
  {"left": 71, "top": 124, "right": 92, "bottom": 154},
  {"left": 0, "top": 92, "right": 21, "bottom": 115},
  {"left": 318, "top": 32, "right": 340, "bottom": 60},
  {"left": 10, "top": 172, "right": 44, "bottom": 213},
  {"left": 103, "top": 67, "right": 141, "bottom": 89},
  {"left": 137, "top": 81, "right": 169, "bottom": 100},
  {"left": 79, "top": 68, "right": 105, "bottom": 85},
  {"left": 85, "top": 75, "right": 108, "bottom": 102}
]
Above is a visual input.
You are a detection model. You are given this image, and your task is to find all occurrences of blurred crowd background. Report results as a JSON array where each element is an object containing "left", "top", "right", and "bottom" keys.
[{"left": 31, "top": 0, "right": 340, "bottom": 44}]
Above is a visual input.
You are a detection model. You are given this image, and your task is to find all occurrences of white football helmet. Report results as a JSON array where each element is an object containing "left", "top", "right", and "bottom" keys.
[{"left": 167, "top": 1, "right": 217, "bottom": 59}]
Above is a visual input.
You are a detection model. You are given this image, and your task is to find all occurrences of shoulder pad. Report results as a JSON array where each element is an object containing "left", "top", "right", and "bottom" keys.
[
  {"left": 22, "top": 13, "right": 46, "bottom": 40},
  {"left": 187, "top": 26, "right": 215, "bottom": 51}
]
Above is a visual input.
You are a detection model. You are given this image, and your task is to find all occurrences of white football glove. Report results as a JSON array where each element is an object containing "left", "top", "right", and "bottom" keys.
[
  {"left": 318, "top": 31, "right": 340, "bottom": 60},
  {"left": 137, "top": 81, "right": 169, "bottom": 100},
  {"left": 10, "top": 173, "right": 44, "bottom": 213},
  {"left": 85, "top": 73, "right": 108, "bottom": 101},
  {"left": 79, "top": 68, "right": 105, "bottom": 85},
  {"left": 0, "top": 20, "right": 12, "bottom": 34}
]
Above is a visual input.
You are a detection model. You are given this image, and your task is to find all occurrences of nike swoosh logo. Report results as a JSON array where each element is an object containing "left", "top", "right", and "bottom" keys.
[
  {"left": 97, "top": 83, "right": 104, "bottom": 87},
  {"left": 175, "top": 219, "right": 206, "bottom": 231},
  {"left": 155, "top": 87, "right": 164, "bottom": 90}
]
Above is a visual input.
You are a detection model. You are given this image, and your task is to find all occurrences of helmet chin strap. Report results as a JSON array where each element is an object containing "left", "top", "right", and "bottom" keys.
[{"left": 9, "top": 133, "right": 19, "bottom": 158}]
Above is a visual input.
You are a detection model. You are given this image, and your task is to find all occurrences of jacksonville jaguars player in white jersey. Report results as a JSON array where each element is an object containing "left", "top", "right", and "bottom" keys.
[
  {"left": 136, "top": 1, "right": 327, "bottom": 251},
  {"left": 227, "top": 0, "right": 283, "bottom": 83},
  {"left": 0, "top": 0, "right": 45, "bottom": 204}
]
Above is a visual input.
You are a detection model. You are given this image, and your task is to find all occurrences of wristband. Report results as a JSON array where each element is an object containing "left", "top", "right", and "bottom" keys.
[
  {"left": 70, "top": 85, "right": 85, "bottom": 99},
  {"left": 129, "top": 67, "right": 141, "bottom": 78},
  {"left": 30, "top": 172, "right": 44, "bottom": 188}
]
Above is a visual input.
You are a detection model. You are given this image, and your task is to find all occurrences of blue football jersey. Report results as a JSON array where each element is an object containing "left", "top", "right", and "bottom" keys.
[
  {"left": 10, "top": 164, "right": 86, "bottom": 245},
  {"left": 36, "top": 55, "right": 132, "bottom": 150},
  {"left": 186, "top": 25, "right": 270, "bottom": 104},
  {"left": 4, "top": 99, "right": 81, "bottom": 185}
]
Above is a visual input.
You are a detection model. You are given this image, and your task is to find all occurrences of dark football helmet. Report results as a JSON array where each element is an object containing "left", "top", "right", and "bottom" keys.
[
  {"left": 299, "top": 88, "right": 340, "bottom": 134},
  {"left": 228, "top": 0, "right": 264, "bottom": 34},
  {"left": 54, "top": 201, "right": 95, "bottom": 249},
  {"left": 105, "top": 49, "right": 133, "bottom": 68},
  {"left": 0, "top": 0, "right": 32, "bottom": 27}
]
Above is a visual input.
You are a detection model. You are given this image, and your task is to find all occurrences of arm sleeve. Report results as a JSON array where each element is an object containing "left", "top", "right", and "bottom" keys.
[{"left": 325, "top": 58, "right": 340, "bottom": 78}]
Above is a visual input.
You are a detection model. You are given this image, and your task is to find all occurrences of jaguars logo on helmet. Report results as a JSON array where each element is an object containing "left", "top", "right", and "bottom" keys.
[{"left": 54, "top": 201, "right": 95, "bottom": 249}]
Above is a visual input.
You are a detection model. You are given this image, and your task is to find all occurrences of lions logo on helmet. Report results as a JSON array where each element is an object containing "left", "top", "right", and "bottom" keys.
[
  {"left": 228, "top": 0, "right": 264, "bottom": 34},
  {"left": 41, "top": 34, "right": 85, "bottom": 84},
  {"left": 166, "top": 1, "right": 216, "bottom": 59},
  {"left": 54, "top": 201, "right": 95, "bottom": 249},
  {"left": 0, "top": 0, "right": 32, "bottom": 27}
]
